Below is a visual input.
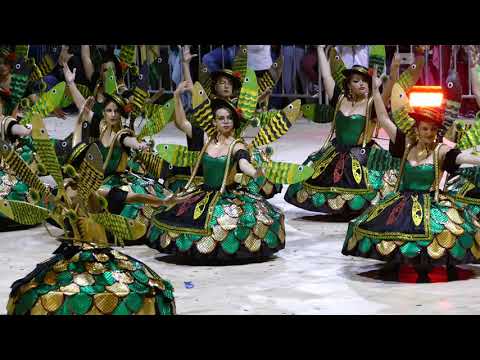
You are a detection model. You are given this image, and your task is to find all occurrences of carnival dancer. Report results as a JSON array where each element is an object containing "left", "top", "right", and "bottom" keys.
[{"left": 343, "top": 68, "right": 480, "bottom": 283}]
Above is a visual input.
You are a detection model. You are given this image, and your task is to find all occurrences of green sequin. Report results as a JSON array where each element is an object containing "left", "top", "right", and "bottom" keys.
[
  {"left": 358, "top": 237, "right": 372, "bottom": 254},
  {"left": 239, "top": 213, "right": 256, "bottom": 228},
  {"left": 221, "top": 232, "right": 240, "bottom": 254},
  {"left": 35, "top": 284, "right": 55, "bottom": 295},
  {"left": 112, "top": 299, "right": 130, "bottom": 315},
  {"left": 288, "top": 183, "right": 301, "bottom": 196},
  {"left": 450, "top": 242, "right": 467, "bottom": 259},
  {"left": 68, "top": 262, "right": 85, "bottom": 273},
  {"left": 264, "top": 230, "right": 279, "bottom": 248},
  {"left": 175, "top": 235, "right": 194, "bottom": 252},
  {"left": 57, "top": 271, "right": 73, "bottom": 287},
  {"left": 80, "top": 286, "right": 97, "bottom": 295},
  {"left": 400, "top": 242, "right": 421, "bottom": 258},
  {"left": 459, "top": 234, "right": 474, "bottom": 249},
  {"left": 325, "top": 192, "right": 337, "bottom": 199},
  {"left": 156, "top": 294, "right": 171, "bottom": 315},
  {"left": 430, "top": 207, "right": 449, "bottom": 225},
  {"left": 129, "top": 281, "right": 149, "bottom": 294},
  {"left": 234, "top": 226, "right": 250, "bottom": 241},
  {"left": 348, "top": 196, "right": 366, "bottom": 211},
  {"left": 55, "top": 300, "right": 71, "bottom": 315},
  {"left": 125, "top": 293, "right": 143, "bottom": 312},
  {"left": 132, "top": 270, "right": 149, "bottom": 285},
  {"left": 270, "top": 221, "right": 281, "bottom": 236},
  {"left": 312, "top": 193, "right": 326, "bottom": 207},
  {"left": 80, "top": 251, "right": 94, "bottom": 262},
  {"left": 102, "top": 271, "right": 116, "bottom": 286},
  {"left": 417, "top": 240, "right": 431, "bottom": 247},
  {"left": 15, "top": 289, "right": 38, "bottom": 315},
  {"left": 68, "top": 293, "right": 92, "bottom": 315}
]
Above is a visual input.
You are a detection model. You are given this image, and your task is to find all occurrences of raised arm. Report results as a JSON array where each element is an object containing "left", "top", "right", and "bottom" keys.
[
  {"left": 317, "top": 45, "right": 336, "bottom": 100},
  {"left": 372, "top": 67, "right": 398, "bottom": 141},
  {"left": 81, "top": 45, "right": 95, "bottom": 82},
  {"left": 381, "top": 53, "right": 400, "bottom": 106},
  {"left": 173, "top": 80, "right": 193, "bottom": 138},
  {"left": 181, "top": 45, "right": 197, "bottom": 85},
  {"left": 63, "top": 62, "right": 87, "bottom": 111}
]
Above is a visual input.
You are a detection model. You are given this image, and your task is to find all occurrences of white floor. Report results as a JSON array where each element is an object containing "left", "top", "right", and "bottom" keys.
[{"left": 1, "top": 115, "right": 480, "bottom": 315}]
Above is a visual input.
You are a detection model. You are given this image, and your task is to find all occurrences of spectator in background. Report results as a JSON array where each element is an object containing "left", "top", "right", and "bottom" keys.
[
  {"left": 202, "top": 45, "right": 236, "bottom": 73},
  {"left": 247, "top": 45, "right": 273, "bottom": 75},
  {"left": 335, "top": 45, "right": 369, "bottom": 68}
]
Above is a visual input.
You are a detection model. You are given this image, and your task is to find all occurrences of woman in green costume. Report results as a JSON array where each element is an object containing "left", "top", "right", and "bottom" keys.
[
  {"left": 0, "top": 114, "right": 47, "bottom": 230},
  {"left": 284, "top": 45, "right": 384, "bottom": 220},
  {"left": 63, "top": 92, "right": 174, "bottom": 244},
  {"left": 342, "top": 70, "right": 480, "bottom": 283},
  {"left": 147, "top": 81, "right": 285, "bottom": 264}
]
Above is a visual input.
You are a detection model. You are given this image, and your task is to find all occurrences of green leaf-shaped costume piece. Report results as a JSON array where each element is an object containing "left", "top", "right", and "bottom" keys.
[
  {"left": 232, "top": 45, "right": 248, "bottom": 80},
  {"left": 139, "top": 98, "right": 175, "bottom": 139},
  {"left": 0, "top": 200, "right": 50, "bottom": 225},
  {"left": 264, "top": 161, "right": 314, "bottom": 184},
  {"left": 301, "top": 103, "right": 335, "bottom": 124},
  {"left": 237, "top": 68, "right": 258, "bottom": 120},
  {"left": 155, "top": 144, "right": 199, "bottom": 168},
  {"left": 104, "top": 66, "right": 118, "bottom": 96},
  {"left": 329, "top": 48, "right": 346, "bottom": 90},
  {"left": 20, "top": 82, "right": 66, "bottom": 126},
  {"left": 368, "top": 45, "right": 386, "bottom": 76}
]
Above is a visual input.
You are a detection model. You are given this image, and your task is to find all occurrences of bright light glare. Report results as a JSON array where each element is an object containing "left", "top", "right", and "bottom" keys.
[{"left": 409, "top": 92, "right": 444, "bottom": 108}]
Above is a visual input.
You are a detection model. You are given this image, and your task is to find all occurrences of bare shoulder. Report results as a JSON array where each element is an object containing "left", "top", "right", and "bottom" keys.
[{"left": 232, "top": 141, "right": 247, "bottom": 155}]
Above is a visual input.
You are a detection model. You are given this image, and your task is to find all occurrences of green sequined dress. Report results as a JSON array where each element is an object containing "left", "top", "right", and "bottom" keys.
[
  {"left": 147, "top": 140, "right": 286, "bottom": 264},
  {"left": 7, "top": 242, "right": 176, "bottom": 315},
  {"left": 285, "top": 86, "right": 384, "bottom": 218},
  {"left": 342, "top": 134, "right": 479, "bottom": 268}
]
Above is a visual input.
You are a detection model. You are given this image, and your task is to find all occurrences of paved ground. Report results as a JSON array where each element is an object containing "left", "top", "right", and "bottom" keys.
[{"left": 1, "top": 115, "right": 480, "bottom": 315}]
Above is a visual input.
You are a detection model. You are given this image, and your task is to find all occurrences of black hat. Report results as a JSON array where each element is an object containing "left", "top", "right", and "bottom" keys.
[
  {"left": 211, "top": 69, "right": 243, "bottom": 91},
  {"left": 211, "top": 98, "right": 243, "bottom": 129},
  {"left": 342, "top": 65, "right": 371, "bottom": 78}
]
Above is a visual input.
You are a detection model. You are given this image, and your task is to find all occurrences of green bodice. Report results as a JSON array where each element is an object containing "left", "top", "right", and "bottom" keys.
[
  {"left": 335, "top": 112, "right": 366, "bottom": 146},
  {"left": 400, "top": 163, "right": 435, "bottom": 192},
  {"left": 202, "top": 154, "right": 230, "bottom": 190},
  {"left": 99, "top": 143, "right": 122, "bottom": 176}
]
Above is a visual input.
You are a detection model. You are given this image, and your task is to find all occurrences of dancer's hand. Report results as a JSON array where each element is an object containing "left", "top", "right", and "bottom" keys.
[
  {"left": 181, "top": 45, "right": 197, "bottom": 64},
  {"left": 63, "top": 63, "right": 76, "bottom": 85}
]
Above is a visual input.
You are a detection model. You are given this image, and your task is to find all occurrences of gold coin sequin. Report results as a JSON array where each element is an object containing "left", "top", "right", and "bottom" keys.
[
  {"left": 212, "top": 225, "right": 228, "bottom": 242},
  {"left": 196, "top": 236, "right": 216, "bottom": 254},
  {"left": 444, "top": 220, "right": 464, "bottom": 236},
  {"left": 471, "top": 242, "right": 480, "bottom": 260},
  {"left": 475, "top": 231, "right": 480, "bottom": 246},
  {"left": 446, "top": 208, "right": 464, "bottom": 225},
  {"left": 341, "top": 193, "right": 355, "bottom": 201},
  {"left": 136, "top": 297, "right": 156, "bottom": 315},
  {"left": 376, "top": 241, "right": 397, "bottom": 256},
  {"left": 117, "top": 260, "right": 134, "bottom": 271},
  {"left": 106, "top": 282, "right": 130, "bottom": 297},
  {"left": 217, "top": 214, "right": 238, "bottom": 231},
  {"left": 94, "top": 293, "right": 119, "bottom": 314},
  {"left": 60, "top": 283, "right": 80, "bottom": 296},
  {"left": 244, "top": 233, "right": 261, "bottom": 252},
  {"left": 257, "top": 212, "right": 274, "bottom": 226},
  {"left": 40, "top": 292, "right": 64, "bottom": 312},
  {"left": 347, "top": 234, "right": 359, "bottom": 251},
  {"left": 30, "top": 300, "right": 48, "bottom": 315},
  {"left": 112, "top": 271, "right": 134, "bottom": 284},
  {"left": 85, "top": 262, "right": 106, "bottom": 275},
  {"left": 253, "top": 222, "right": 269, "bottom": 239},
  {"left": 394, "top": 241, "right": 405, "bottom": 246},
  {"left": 160, "top": 233, "right": 171, "bottom": 248},
  {"left": 74, "top": 273, "right": 95, "bottom": 287},
  {"left": 427, "top": 239, "right": 446, "bottom": 259},
  {"left": 85, "top": 306, "right": 103, "bottom": 315},
  {"left": 224, "top": 204, "right": 242, "bottom": 218},
  {"left": 19, "top": 281, "right": 37, "bottom": 294},
  {"left": 148, "top": 278, "right": 166, "bottom": 291},
  {"left": 53, "top": 260, "right": 69, "bottom": 273},
  {"left": 296, "top": 189, "right": 309, "bottom": 203},
  {"left": 327, "top": 196, "right": 346, "bottom": 210},
  {"left": 43, "top": 271, "right": 57, "bottom": 285},
  {"left": 70, "top": 253, "right": 80, "bottom": 262},
  {"left": 94, "top": 253, "right": 110, "bottom": 263},
  {"left": 278, "top": 228, "right": 286, "bottom": 244},
  {"left": 436, "top": 230, "right": 456, "bottom": 249},
  {"left": 110, "top": 250, "right": 128, "bottom": 260}
]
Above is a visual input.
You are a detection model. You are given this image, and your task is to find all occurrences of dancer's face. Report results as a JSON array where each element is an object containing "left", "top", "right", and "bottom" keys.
[
  {"left": 104, "top": 101, "right": 121, "bottom": 125},
  {"left": 416, "top": 121, "right": 438, "bottom": 145},
  {"left": 0, "top": 58, "right": 10, "bottom": 77},
  {"left": 214, "top": 76, "right": 233, "bottom": 99},
  {"left": 348, "top": 74, "right": 369, "bottom": 98},
  {"left": 214, "top": 108, "right": 234, "bottom": 135}
]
